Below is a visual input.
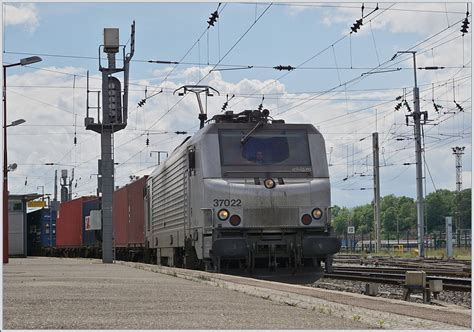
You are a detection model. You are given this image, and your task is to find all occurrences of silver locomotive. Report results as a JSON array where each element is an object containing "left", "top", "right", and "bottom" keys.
[{"left": 144, "top": 109, "right": 341, "bottom": 273}]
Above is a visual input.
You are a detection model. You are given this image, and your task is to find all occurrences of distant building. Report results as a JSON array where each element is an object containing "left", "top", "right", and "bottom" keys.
[{"left": 8, "top": 194, "right": 41, "bottom": 257}]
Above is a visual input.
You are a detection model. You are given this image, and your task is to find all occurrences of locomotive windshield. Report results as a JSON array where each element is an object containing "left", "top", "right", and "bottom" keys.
[{"left": 219, "top": 129, "right": 311, "bottom": 167}]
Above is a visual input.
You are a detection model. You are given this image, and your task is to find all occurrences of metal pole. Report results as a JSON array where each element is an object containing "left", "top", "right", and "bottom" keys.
[
  {"left": 411, "top": 53, "right": 425, "bottom": 258},
  {"left": 2, "top": 57, "right": 42, "bottom": 263},
  {"left": 397, "top": 215, "right": 400, "bottom": 245},
  {"left": 3, "top": 65, "right": 9, "bottom": 264},
  {"left": 101, "top": 131, "right": 113, "bottom": 263},
  {"left": 372, "top": 132, "right": 381, "bottom": 253},
  {"left": 54, "top": 170, "right": 58, "bottom": 201},
  {"left": 446, "top": 216, "right": 453, "bottom": 259},
  {"left": 101, "top": 53, "right": 115, "bottom": 264}
]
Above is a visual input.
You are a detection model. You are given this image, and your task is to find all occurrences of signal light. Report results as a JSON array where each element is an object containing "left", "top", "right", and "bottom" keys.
[
  {"left": 461, "top": 17, "right": 469, "bottom": 34},
  {"left": 351, "top": 18, "right": 363, "bottom": 33},
  {"left": 207, "top": 10, "right": 219, "bottom": 27}
]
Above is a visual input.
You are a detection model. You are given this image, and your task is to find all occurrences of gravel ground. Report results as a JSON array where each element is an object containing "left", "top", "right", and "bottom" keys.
[{"left": 311, "top": 278, "right": 471, "bottom": 309}]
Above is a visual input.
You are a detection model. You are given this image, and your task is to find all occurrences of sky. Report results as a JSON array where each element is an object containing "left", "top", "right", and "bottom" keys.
[{"left": 1, "top": 1, "right": 472, "bottom": 208}]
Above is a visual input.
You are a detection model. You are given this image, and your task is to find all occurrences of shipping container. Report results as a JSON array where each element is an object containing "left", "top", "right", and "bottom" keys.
[
  {"left": 56, "top": 196, "right": 96, "bottom": 248},
  {"left": 27, "top": 208, "right": 57, "bottom": 255},
  {"left": 113, "top": 176, "right": 147, "bottom": 248},
  {"left": 82, "top": 199, "right": 101, "bottom": 246}
]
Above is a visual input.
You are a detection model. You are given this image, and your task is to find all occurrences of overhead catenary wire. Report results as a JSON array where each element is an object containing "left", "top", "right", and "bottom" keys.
[{"left": 7, "top": 5, "right": 471, "bottom": 198}]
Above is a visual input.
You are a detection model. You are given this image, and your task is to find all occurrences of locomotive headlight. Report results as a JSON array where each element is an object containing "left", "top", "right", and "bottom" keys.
[
  {"left": 312, "top": 208, "right": 323, "bottom": 220},
  {"left": 263, "top": 178, "right": 276, "bottom": 189},
  {"left": 229, "top": 215, "right": 241, "bottom": 226},
  {"left": 217, "top": 209, "right": 229, "bottom": 221}
]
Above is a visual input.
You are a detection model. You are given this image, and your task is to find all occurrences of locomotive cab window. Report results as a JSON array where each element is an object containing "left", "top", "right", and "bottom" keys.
[{"left": 219, "top": 129, "right": 312, "bottom": 176}]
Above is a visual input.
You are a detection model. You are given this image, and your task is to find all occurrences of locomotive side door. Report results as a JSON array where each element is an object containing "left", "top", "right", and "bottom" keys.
[{"left": 184, "top": 145, "right": 202, "bottom": 267}]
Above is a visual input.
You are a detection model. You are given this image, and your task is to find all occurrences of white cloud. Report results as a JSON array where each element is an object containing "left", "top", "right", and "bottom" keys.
[
  {"left": 5, "top": 58, "right": 471, "bottom": 207},
  {"left": 4, "top": 4, "right": 39, "bottom": 31},
  {"left": 321, "top": 3, "right": 467, "bottom": 36}
]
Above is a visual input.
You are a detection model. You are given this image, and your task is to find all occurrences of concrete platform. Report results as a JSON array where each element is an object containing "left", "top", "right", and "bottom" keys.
[
  {"left": 3, "top": 257, "right": 471, "bottom": 330},
  {"left": 3, "top": 257, "right": 372, "bottom": 329},
  {"left": 120, "top": 261, "right": 471, "bottom": 330}
]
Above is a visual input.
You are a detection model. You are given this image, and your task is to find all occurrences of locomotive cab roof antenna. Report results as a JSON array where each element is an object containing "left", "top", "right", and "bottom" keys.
[{"left": 173, "top": 85, "right": 220, "bottom": 128}]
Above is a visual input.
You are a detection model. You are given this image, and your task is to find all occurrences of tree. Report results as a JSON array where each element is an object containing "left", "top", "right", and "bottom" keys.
[
  {"left": 330, "top": 189, "right": 470, "bottom": 237},
  {"left": 460, "top": 188, "right": 471, "bottom": 229},
  {"left": 332, "top": 207, "right": 350, "bottom": 234},
  {"left": 382, "top": 206, "right": 398, "bottom": 234},
  {"left": 349, "top": 204, "right": 373, "bottom": 234},
  {"left": 425, "top": 190, "right": 455, "bottom": 232}
]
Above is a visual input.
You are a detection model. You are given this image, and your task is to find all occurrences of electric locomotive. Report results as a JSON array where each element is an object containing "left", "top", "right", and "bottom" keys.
[{"left": 144, "top": 109, "right": 341, "bottom": 274}]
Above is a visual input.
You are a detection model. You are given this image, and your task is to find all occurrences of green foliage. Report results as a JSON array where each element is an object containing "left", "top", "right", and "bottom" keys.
[
  {"left": 332, "top": 206, "right": 351, "bottom": 234},
  {"left": 425, "top": 189, "right": 455, "bottom": 232},
  {"left": 331, "top": 189, "right": 470, "bottom": 236},
  {"left": 460, "top": 188, "right": 471, "bottom": 229},
  {"left": 349, "top": 204, "right": 373, "bottom": 234}
]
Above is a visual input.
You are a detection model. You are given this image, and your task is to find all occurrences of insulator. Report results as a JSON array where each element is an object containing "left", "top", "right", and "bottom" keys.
[
  {"left": 351, "top": 18, "right": 363, "bottom": 33},
  {"left": 146, "top": 138, "right": 149, "bottom": 146},
  {"left": 404, "top": 100, "right": 412, "bottom": 113},
  {"left": 74, "top": 136, "right": 77, "bottom": 145},
  {"left": 273, "top": 65, "right": 295, "bottom": 71},
  {"left": 461, "top": 18, "right": 469, "bottom": 34},
  {"left": 455, "top": 102, "right": 464, "bottom": 112},
  {"left": 221, "top": 101, "right": 228, "bottom": 111},
  {"left": 208, "top": 10, "right": 218, "bottom": 26}
]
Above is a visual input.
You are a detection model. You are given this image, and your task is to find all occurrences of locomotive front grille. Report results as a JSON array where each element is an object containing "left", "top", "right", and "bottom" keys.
[{"left": 243, "top": 208, "right": 299, "bottom": 227}]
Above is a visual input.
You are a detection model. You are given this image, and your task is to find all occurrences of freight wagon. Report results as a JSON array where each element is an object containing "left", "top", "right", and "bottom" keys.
[{"left": 38, "top": 178, "right": 148, "bottom": 261}]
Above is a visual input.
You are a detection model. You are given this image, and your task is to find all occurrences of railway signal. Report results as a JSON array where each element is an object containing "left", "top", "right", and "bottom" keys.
[{"left": 84, "top": 22, "right": 135, "bottom": 264}]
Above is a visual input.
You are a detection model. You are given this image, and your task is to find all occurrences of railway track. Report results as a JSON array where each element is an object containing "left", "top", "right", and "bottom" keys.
[
  {"left": 333, "top": 265, "right": 471, "bottom": 278},
  {"left": 325, "top": 266, "right": 471, "bottom": 292},
  {"left": 334, "top": 254, "right": 471, "bottom": 273}
]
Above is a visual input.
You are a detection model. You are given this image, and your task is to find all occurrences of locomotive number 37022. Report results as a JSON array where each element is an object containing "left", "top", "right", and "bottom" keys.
[{"left": 213, "top": 199, "right": 242, "bottom": 207}]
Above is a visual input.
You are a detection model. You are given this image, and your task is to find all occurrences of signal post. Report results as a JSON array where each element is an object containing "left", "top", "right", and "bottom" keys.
[{"left": 85, "top": 23, "right": 135, "bottom": 263}]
